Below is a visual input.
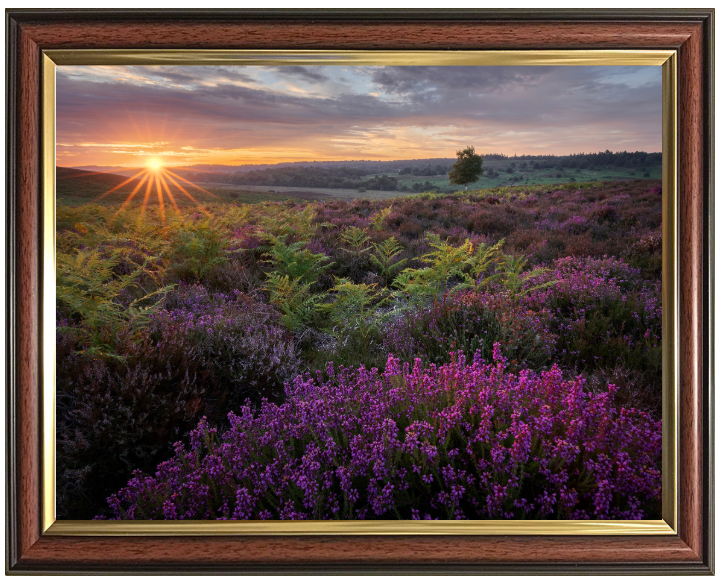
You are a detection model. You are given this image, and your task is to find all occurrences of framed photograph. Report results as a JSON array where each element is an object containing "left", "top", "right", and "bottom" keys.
[{"left": 6, "top": 9, "right": 714, "bottom": 574}]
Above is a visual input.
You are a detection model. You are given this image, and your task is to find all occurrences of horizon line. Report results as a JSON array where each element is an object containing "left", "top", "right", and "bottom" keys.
[{"left": 59, "top": 149, "right": 663, "bottom": 171}]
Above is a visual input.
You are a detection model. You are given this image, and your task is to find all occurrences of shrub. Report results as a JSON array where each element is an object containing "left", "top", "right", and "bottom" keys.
[
  {"left": 164, "top": 313, "right": 296, "bottom": 405},
  {"left": 263, "top": 274, "right": 324, "bottom": 331},
  {"left": 105, "top": 346, "right": 662, "bottom": 521},
  {"left": 393, "top": 234, "right": 475, "bottom": 298},
  {"left": 204, "top": 260, "right": 260, "bottom": 295},
  {"left": 57, "top": 285, "right": 301, "bottom": 519},
  {"left": 56, "top": 316, "right": 207, "bottom": 520},
  {"left": 521, "top": 257, "right": 662, "bottom": 384},
  {"left": 167, "top": 222, "right": 230, "bottom": 282},
  {"left": 319, "top": 278, "right": 389, "bottom": 361},
  {"left": 370, "top": 237, "right": 408, "bottom": 286},
  {"left": 385, "top": 291, "right": 556, "bottom": 370},
  {"left": 57, "top": 347, "right": 204, "bottom": 520},
  {"left": 264, "top": 236, "right": 333, "bottom": 284},
  {"left": 393, "top": 235, "right": 504, "bottom": 299},
  {"left": 155, "top": 285, "right": 301, "bottom": 406},
  {"left": 57, "top": 245, "right": 172, "bottom": 359}
]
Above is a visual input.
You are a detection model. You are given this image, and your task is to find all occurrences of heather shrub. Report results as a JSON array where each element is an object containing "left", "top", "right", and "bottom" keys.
[
  {"left": 385, "top": 292, "right": 556, "bottom": 370},
  {"left": 57, "top": 284, "right": 301, "bottom": 518},
  {"left": 467, "top": 210, "right": 513, "bottom": 235},
  {"left": 395, "top": 219, "right": 425, "bottom": 240},
  {"left": 522, "top": 257, "right": 662, "bottom": 384},
  {"left": 56, "top": 319, "right": 206, "bottom": 520},
  {"left": 105, "top": 346, "right": 661, "bottom": 521},
  {"left": 154, "top": 284, "right": 301, "bottom": 405},
  {"left": 204, "top": 259, "right": 260, "bottom": 295},
  {"left": 57, "top": 180, "right": 663, "bottom": 519}
]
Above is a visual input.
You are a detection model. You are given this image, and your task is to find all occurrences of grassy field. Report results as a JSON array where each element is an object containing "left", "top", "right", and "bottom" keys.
[
  {"left": 201, "top": 161, "right": 661, "bottom": 198},
  {"left": 392, "top": 158, "right": 661, "bottom": 191},
  {"left": 56, "top": 167, "right": 305, "bottom": 207},
  {"left": 58, "top": 160, "right": 662, "bottom": 208},
  {"left": 201, "top": 182, "right": 420, "bottom": 201}
]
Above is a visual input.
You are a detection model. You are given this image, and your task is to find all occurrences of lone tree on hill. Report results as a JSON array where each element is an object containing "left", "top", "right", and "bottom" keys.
[{"left": 448, "top": 146, "right": 483, "bottom": 191}]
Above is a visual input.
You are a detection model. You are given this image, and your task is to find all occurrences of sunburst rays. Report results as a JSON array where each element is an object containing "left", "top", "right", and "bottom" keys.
[{"left": 79, "top": 157, "right": 220, "bottom": 223}]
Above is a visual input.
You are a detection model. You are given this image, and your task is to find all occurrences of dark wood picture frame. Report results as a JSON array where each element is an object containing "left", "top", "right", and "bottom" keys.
[{"left": 5, "top": 9, "right": 714, "bottom": 574}]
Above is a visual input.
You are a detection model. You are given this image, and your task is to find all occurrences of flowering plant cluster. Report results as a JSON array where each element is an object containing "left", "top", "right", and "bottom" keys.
[
  {"left": 106, "top": 345, "right": 661, "bottom": 521},
  {"left": 56, "top": 283, "right": 299, "bottom": 519},
  {"left": 56, "top": 179, "right": 663, "bottom": 520},
  {"left": 385, "top": 255, "right": 661, "bottom": 385},
  {"left": 520, "top": 256, "right": 662, "bottom": 380},
  {"left": 384, "top": 291, "right": 557, "bottom": 370},
  {"left": 154, "top": 284, "right": 301, "bottom": 405}
]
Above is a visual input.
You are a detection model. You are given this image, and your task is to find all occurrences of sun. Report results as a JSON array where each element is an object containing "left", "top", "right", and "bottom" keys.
[
  {"left": 85, "top": 154, "right": 223, "bottom": 225},
  {"left": 146, "top": 157, "right": 164, "bottom": 172}
]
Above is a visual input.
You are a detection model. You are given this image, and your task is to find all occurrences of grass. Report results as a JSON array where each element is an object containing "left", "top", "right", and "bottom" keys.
[
  {"left": 59, "top": 158, "right": 662, "bottom": 207},
  {"left": 56, "top": 167, "right": 296, "bottom": 207}
]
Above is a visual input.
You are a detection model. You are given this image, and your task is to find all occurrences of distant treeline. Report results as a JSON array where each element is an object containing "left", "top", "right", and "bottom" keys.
[
  {"left": 181, "top": 157, "right": 463, "bottom": 176},
  {"left": 178, "top": 150, "right": 661, "bottom": 191},
  {"left": 187, "top": 166, "right": 405, "bottom": 191},
  {"left": 503, "top": 150, "right": 662, "bottom": 168}
]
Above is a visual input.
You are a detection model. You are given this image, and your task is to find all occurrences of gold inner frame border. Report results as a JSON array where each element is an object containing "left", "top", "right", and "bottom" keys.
[{"left": 41, "top": 49, "right": 677, "bottom": 536}]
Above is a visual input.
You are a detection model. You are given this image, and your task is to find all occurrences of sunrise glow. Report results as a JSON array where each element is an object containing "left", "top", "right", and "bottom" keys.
[
  {"left": 147, "top": 157, "right": 164, "bottom": 172},
  {"left": 56, "top": 64, "right": 661, "bottom": 170}
]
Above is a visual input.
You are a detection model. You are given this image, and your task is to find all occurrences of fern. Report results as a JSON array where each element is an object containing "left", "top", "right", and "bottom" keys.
[
  {"left": 370, "top": 206, "right": 393, "bottom": 231},
  {"left": 319, "top": 277, "right": 389, "bottom": 358},
  {"left": 168, "top": 223, "right": 229, "bottom": 281},
  {"left": 468, "top": 239, "right": 506, "bottom": 285},
  {"left": 57, "top": 246, "right": 173, "bottom": 358},
  {"left": 263, "top": 273, "right": 323, "bottom": 330},
  {"left": 264, "top": 236, "right": 333, "bottom": 284},
  {"left": 259, "top": 205, "right": 316, "bottom": 239},
  {"left": 393, "top": 234, "right": 474, "bottom": 299},
  {"left": 370, "top": 237, "right": 407, "bottom": 286},
  {"left": 339, "top": 227, "right": 371, "bottom": 253},
  {"left": 213, "top": 204, "right": 252, "bottom": 230},
  {"left": 482, "top": 254, "right": 557, "bottom": 297}
]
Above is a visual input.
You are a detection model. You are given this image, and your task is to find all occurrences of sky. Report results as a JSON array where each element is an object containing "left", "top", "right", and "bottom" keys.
[{"left": 56, "top": 64, "right": 662, "bottom": 168}]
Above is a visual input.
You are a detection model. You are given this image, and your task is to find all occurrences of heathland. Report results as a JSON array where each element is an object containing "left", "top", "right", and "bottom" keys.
[
  {"left": 59, "top": 150, "right": 661, "bottom": 205},
  {"left": 56, "top": 162, "right": 663, "bottom": 522}
]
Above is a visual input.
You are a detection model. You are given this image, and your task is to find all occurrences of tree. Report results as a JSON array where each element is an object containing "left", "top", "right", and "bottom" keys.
[{"left": 448, "top": 146, "right": 483, "bottom": 189}]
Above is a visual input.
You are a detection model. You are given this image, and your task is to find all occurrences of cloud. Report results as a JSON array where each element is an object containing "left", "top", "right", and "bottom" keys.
[
  {"left": 55, "top": 64, "right": 661, "bottom": 166},
  {"left": 272, "top": 66, "right": 330, "bottom": 84},
  {"left": 370, "top": 66, "right": 552, "bottom": 95}
]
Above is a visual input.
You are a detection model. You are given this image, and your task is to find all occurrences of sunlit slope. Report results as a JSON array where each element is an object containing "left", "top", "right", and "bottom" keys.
[{"left": 56, "top": 167, "right": 292, "bottom": 207}]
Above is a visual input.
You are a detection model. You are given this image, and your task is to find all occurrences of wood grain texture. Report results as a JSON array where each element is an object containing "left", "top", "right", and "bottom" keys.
[
  {"left": 16, "top": 26, "right": 41, "bottom": 562},
  {"left": 6, "top": 10, "right": 713, "bottom": 574},
  {"left": 18, "top": 21, "right": 695, "bottom": 50},
  {"left": 18, "top": 535, "right": 702, "bottom": 567},
  {"left": 677, "top": 22, "right": 706, "bottom": 561}
]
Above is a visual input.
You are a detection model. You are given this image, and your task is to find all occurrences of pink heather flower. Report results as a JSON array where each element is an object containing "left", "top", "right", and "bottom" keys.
[{"left": 104, "top": 346, "right": 662, "bottom": 522}]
